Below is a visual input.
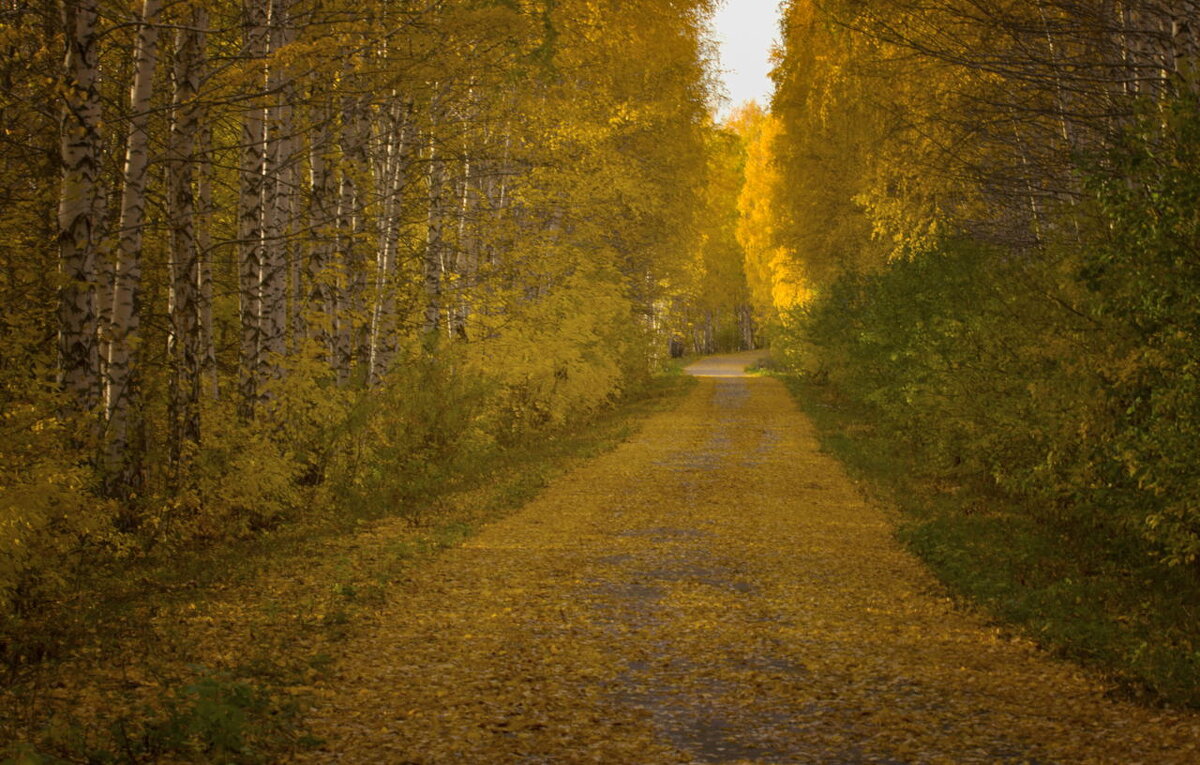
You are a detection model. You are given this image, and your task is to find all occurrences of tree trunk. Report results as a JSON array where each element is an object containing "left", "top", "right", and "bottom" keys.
[
  {"left": 423, "top": 90, "right": 448, "bottom": 340},
  {"left": 58, "top": 0, "right": 103, "bottom": 417},
  {"left": 105, "top": 0, "right": 161, "bottom": 488},
  {"left": 307, "top": 95, "right": 338, "bottom": 367},
  {"left": 197, "top": 93, "right": 218, "bottom": 401},
  {"left": 368, "top": 100, "right": 410, "bottom": 386},
  {"left": 238, "top": 0, "right": 269, "bottom": 417},
  {"left": 450, "top": 148, "right": 476, "bottom": 342},
  {"left": 333, "top": 89, "right": 371, "bottom": 383},
  {"left": 167, "top": 3, "right": 206, "bottom": 467},
  {"left": 332, "top": 131, "right": 356, "bottom": 383},
  {"left": 738, "top": 304, "right": 755, "bottom": 351},
  {"left": 259, "top": 0, "right": 292, "bottom": 387}
]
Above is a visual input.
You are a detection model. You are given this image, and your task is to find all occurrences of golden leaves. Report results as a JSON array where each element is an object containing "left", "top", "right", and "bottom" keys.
[{"left": 293, "top": 358, "right": 1200, "bottom": 762}]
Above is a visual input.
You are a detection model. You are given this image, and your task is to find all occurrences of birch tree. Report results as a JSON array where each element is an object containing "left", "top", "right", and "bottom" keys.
[
  {"left": 367, "top": 99, "right": 413, "bottom": 385},
  {"left": 105, "top": 0, "right": 161, "bottom": 486},
  {"left": 58, "top": 0, "right": 103, "bottom": 416},
  {"left": 305, "top": 90, "right": 339, "bottom": 365},
  {"left": 259, "top": 0, "right": 294, "bottom": 382},
  {"left": 167, "top": 1, "right": 207, "bottom": 462},
  {"left": 238, "top": 0, "right": 269, "bottom": 416},
  {"left": 422, "top": 87, "right": 448, "bottom": 340}
]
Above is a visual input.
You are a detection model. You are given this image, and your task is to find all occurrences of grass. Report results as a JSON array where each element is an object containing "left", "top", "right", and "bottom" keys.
[
  {"left": 0, "top": 370, "right": 697, "bottom": 764},
  {"left": 780, "top": 372, "right": 1200, "bottom": 710}
]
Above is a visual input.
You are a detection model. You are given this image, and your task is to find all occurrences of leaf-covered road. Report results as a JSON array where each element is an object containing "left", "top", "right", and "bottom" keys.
[{"left": 294, "top": 352, "right": 1199, "bottom": 763}]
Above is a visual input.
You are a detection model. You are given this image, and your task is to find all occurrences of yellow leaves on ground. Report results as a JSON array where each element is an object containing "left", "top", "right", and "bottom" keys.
[{"left": 292, "top": 351, "right": 1200, "bottom": 763}]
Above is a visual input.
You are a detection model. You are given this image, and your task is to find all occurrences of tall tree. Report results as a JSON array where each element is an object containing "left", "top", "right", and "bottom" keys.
[
  {"left": 105, "top": 0, "right": 161, "bottom": 486},
  {"left": 167, "top": 0, "right": 207, "bottom": 464},
  {"left": 58, "top": 0, "right": 103, "bottom": 417},
  {"left": 237, "top": 0, "right": 269, "bottom": 416}
]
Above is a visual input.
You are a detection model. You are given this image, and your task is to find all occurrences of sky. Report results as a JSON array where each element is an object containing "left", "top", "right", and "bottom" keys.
[{"left": 707, "top": 0, "right": 783, "bottom": 118}]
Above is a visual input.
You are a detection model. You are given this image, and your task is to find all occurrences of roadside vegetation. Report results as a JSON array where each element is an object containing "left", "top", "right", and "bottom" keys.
[
  {"left": 1, "top": 0, "right": 752, "bottom": 701},
  {"left": 785, "top": 371, "right": 1200, "bottom": 709},
  {"left": 742, "top": 2, "right": 1200, "bottom": 709},
  {"left": 0, "top": 369, "right": 694, "bottom": 763}
]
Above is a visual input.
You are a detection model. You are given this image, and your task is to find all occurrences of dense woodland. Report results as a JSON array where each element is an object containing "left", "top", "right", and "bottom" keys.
[
  {"left": 1, "top": 0, "right": 758, "bottom": 639},
  {"left": 5, "top": 0, "right": 1200, "bottom": 749},
  {"left": 751, "top": 0, "right": 1200, "bottom": 700},
  {"left": 755, "top": 0, "right": 1200, "bottom": 576}
]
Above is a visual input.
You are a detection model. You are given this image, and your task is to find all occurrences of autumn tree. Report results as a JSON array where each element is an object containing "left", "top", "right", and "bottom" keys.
[
  {"left": 672, "top": 123, "right": 755, "bottom": 354},
  {"left": 763, "top": 0, "right": 1200, "bottom": 574},
  {"left": 728, "top": 102, "right": 806, "bottom": 339},
  {"left": 0, "top": 0, "right": 721, "bottom": 625}
]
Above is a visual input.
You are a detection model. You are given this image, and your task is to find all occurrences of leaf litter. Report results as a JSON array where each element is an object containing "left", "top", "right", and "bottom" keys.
[{"left": 292, "top": 352, "right": 1200, "bottom": 763}]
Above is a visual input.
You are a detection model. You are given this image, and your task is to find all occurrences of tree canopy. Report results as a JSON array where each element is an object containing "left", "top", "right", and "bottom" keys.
[{"left": 0, "top": 0, "right": 740, "bottom": 623}]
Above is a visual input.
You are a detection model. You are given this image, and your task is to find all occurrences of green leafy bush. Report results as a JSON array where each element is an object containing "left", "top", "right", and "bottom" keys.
[{"left": 1081, "top": 91, "right": 1200, "bottom": 569}]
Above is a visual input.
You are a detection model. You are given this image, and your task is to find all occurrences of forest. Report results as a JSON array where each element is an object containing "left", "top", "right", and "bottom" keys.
[
  {"left": 738, "top": 0, "right": 1200, "bottom": 709},
  {"left": 1, "top": 0, "right": 752, "bottom": 633},
  {"left": 4, "top": 0, "right": 1200, "bottom": 759}
]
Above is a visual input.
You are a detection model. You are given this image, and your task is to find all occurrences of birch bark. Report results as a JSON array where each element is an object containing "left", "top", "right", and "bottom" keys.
[
  {"left": 238, "top": 0, "right": 269, "bottom": 416},
  {"left": 167, "top": 3, "right": 206, "bottom": 462},
  {"left": 58, "top": 0, "right": 103, "bottom": 415},
  {"left": 367, "top": 100, "right": 410, "bottom": 385},
  {"left": 197, "top": 96, "right": 218, "bottom": 400},
  {"left": 260, "top": 0, "right": 293, "bottom": 382},
  {"left": 423, "top": 89, "right": 448, "bottom": 339},
  {"left": 307, "top": 95, "right": 338, "bottom": 366},
  {"left": 105, "top": 0, "right": 161, "bottom": 484},
  {"left": 333, "top": 89, "right": 372, "bottom": 381}
]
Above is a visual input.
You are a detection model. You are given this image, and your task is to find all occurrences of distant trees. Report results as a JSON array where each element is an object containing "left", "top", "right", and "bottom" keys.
[
  {"left": 673, "top": 124, "right": 757, "bottom": 354},
  {"left": 729, "top": 102, "right": 806, "bottom": 342},
  {"left": 769, "top": 0, "right": 1200, "bottom": 271}
]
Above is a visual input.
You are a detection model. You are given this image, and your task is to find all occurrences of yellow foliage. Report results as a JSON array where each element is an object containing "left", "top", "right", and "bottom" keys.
[
  {"left": 0, "top": 407, "right": 110, "bottom": 615},
  {"left": 468, "top": 255, "right": 638, "bottom": 433},
  {"left": 729, "top": 103, "right": 811, "bottom": 333},
  {"left": 0, "top": 0, "right": 719, "bottom": 662}
]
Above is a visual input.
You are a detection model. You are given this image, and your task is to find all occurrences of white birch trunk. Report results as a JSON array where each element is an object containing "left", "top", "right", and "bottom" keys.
[
  {"left": 259, "top": 0, "right": 292, "bottom": 381},
  {"left": 333, "top": 137, "right": 357, "bottom": 382},
  {"left": 450, "top": 151, "right": 475, "bottom": 341},
  {"left": 367, "top": 100, "right": 410, "bottom": 385},
  {"left": 423, "top": 90, "right": 448, "bottom": 339},
  {"left": 105, "top": 0, "right": 161, "bottom": 483}
]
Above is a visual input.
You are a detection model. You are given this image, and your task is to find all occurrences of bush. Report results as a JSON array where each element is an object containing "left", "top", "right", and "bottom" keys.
[
  {"left": 793, "top": 212, "right": 1200, "bottom": 562},
  {"left": 0, "top": 401, "right": 110, "bottom": 629},
  {"left": 1081, "top": 91, "right": 1200, "bottom": 569},
  {"left": 799, "top": 241, "right": 1102, "bottom": 500},
  {"left": 328, "top": 347, "right": 495, "bottom": 516}
]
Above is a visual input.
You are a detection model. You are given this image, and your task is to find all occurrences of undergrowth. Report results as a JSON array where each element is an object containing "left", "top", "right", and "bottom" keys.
[
  {"left": 782, "top": 373, "right": 1200, "bottom": 710},
  {"left": 0, "top": 369, "right": 696, "bottom": 764}
]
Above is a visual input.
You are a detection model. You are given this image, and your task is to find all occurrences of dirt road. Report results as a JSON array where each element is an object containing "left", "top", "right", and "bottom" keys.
[{"left": 295, "top": 351, "right": 1198, "bottom": 763}]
